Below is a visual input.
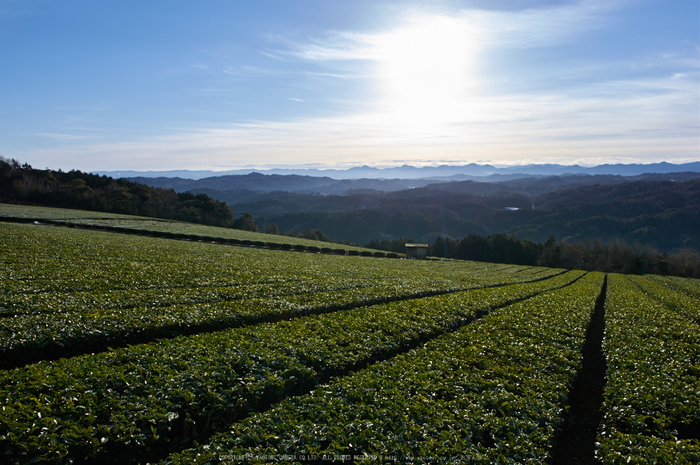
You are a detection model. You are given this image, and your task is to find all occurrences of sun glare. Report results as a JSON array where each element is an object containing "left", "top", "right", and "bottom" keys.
[{"left": 377, "top": 16, "right": 479, "bottom": 125}]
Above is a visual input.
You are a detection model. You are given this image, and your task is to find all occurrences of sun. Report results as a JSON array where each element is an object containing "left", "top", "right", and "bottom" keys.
[{"left": 376, "top": 15, "right": 479, "bottom": 125}]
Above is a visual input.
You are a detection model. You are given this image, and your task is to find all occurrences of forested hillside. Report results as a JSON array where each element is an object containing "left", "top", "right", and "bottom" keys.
[
  {"left": 128, "top": 169, "right": 700, "bottom": 252},
  {"left": 239, "top": 177, "right": 700, "bottom": 252},
  {"left": 0, "top": 158, "right": 233, "bottom": 227}
]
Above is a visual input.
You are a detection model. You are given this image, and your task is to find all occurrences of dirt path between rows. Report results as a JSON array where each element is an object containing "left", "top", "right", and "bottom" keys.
[{"left": 550, "top": 274, "right": 607, "bottom": 465}]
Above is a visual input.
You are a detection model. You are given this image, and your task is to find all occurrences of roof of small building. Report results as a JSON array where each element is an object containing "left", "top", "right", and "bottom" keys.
[{"left": 405, "top": 243, "right": 429, "bottom": 248}]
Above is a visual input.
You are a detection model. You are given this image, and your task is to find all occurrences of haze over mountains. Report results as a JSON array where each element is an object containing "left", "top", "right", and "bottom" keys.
[
  {"left": 105, "top": 161, "right": 700, "bottom": 181},
  {"left": 120, "top": 162, "right": 700, "bottom": 253}
]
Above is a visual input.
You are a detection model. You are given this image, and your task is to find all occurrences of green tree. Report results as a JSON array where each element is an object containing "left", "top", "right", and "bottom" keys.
[
  {"left": 262, "top": 223, "right": 279, "bottom": 235},
  {"left": 106, "top": 186, "right": 134, "bottom": 214},
  {"left": 298, "top": 228, "right": 329, "bottom": 242},
  {"left": 233, "top": 212, "right": 257, "bottom": 232}
]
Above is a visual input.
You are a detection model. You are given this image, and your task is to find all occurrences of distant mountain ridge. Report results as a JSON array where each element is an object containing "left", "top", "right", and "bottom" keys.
[
  {"left": 248, "top": 177, "right": 700, "bottom": 253},
  {"left": 127, "top": 173, "right": 441, "bottom": 196},
  {"left": 125, "top": 166, "right": 700, "bottom": 199},
  {"left": 101, "top": 161, "right": 700, "bottom": 181},
  {"left": 112, "top": 162, "right": 700, "bottom": 253}
]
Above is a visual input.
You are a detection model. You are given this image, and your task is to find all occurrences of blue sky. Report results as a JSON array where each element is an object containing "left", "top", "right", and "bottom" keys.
[{"left": 1, "top": 0, "right": 698, "bottom": 172}]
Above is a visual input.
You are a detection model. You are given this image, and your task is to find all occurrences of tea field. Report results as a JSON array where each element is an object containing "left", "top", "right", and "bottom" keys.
[
  {"left": 0, "top": 209, "right": 698, "bottom": 464},
  {"left": 0, "top": 203, "right": 373, "bottom": 253}
]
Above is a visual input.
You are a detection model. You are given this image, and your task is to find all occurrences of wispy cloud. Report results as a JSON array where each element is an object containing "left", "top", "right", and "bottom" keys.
[
  {"left": 34, "top": 133, "right": 91, "bottom": 141},
  {"left": 283, "top": 0, "right": 628, "bottom": 64},
  {"left": 190, "top": 87, "right": 232, "bottom": 95},
  {"left": 287, "top": 31, "right": 380, "bottom": 61},
  {"left": 25, "top": 71, "right": 698, "bottom": 172},
  {"left": 461, "top": 0, "right": 627, "bottom": 49}
]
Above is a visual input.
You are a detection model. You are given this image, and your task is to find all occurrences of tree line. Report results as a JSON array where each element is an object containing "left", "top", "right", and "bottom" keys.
[
  {"left": 0, "top": 158, "right": 345, "bottom": 240},
  {"left": 367, "top": 233, "right": 700, "bottom": 279},
  {"left": 0, "top": 158, "right": 238, "bottom": 228}
]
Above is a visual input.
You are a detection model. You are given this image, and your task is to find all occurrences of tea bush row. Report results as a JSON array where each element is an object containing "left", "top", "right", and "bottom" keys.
[
  {"left": 1, "top": 223, "right": 561, "bottom": 368},
  {"left": 163, "top": 273, "right": 605, "bottom": 464},
  {"left": 0, "top": 271, "right": 582, "bottom": 464},
  {"left": 646, "top": 274, "right": 700, "bottom": 300},
  {"left": 626, "top": 275, "right": 699, "bottom": 324},
  {"left": 596, "top": 274, "right": 700, "bottom": 463}
]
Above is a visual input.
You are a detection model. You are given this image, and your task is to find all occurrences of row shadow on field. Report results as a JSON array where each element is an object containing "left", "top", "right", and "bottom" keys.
[
  {"left": 2, "top": 274, "right": 592, "bottom": 463},
  {"left": 103, "top": 273, "right": 592, "bottom": 465},
  {"left": 550, "top": 274, "right": 608, "bottom": 465},
  {"left": 2, "top": 226, "right": 569, "bottom": 370}
]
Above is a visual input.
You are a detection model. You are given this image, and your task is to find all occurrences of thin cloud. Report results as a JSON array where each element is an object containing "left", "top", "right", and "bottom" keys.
[
  {"left": 24, "top": 76, "right": 698, "bottom": 171},
  {"left": 191, "top": 87, "right": 231, "bottom": 94},
  {"left": 223, "top": 64, "right": 279, "bottom": 76},
  {"left": 289, "top": 32, "right": 380, "bottom": 61},
  {"left": 284, "top": 0, "right": 628, "bottom": 64},
  {"left": 462, "top": 0, "right": 627, "bottom": 49},
  {"left": 34, "top": 133, "right": 91, "bottom": 141},
  {"left": 303, "top": 71, "right": 364, "bottom": 80}
]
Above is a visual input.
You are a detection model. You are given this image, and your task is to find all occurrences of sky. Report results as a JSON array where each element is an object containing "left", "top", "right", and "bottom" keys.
[{"left": 1, "top": 0, "right": 698, "bottom": 172}]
